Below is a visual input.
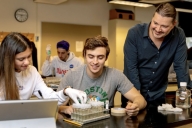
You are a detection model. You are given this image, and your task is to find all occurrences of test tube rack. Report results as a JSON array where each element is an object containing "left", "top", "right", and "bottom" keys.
[{"left": 64, "top": 112, "right": 110, "bottom": 126}]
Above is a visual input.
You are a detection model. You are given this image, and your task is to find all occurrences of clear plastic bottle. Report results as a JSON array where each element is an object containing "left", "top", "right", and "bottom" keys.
[
  {"left": 46, "top": 44, "right": 51, "bottom": 56},
  {"left": 175, "top": 82, "right": 191, "bottom": 108}
]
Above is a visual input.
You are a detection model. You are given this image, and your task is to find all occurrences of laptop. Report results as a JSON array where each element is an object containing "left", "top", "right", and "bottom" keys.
[{"left": 0, "top": 99, "right": 58, "bottom": 128}]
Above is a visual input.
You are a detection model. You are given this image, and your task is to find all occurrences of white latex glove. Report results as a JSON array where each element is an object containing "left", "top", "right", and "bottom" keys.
[{"left": 65, "top": 88, "right": 87, "bottom": 104}]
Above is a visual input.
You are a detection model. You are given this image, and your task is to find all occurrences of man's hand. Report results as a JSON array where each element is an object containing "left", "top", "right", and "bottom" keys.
[
  {"left": 125, "top": 101, "right": 140, "bottom": 116},
  {"left": 64, "top": 88, "right": 87, "bottom": 104},
  {"left": 46, "top": 56, "right": 51, "bottom": 61}
]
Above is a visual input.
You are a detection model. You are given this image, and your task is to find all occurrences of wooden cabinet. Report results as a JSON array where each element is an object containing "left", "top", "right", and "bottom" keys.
[{"left": 0, "top": 32, "right": 34, "bottom": 43}]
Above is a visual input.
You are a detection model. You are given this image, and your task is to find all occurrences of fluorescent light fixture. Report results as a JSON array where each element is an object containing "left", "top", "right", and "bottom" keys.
[
  {"left": 176, "top": 8, "right": 192, "bottom": 13},
  {"left": 139, "top": 0, "right": 176, "bottom": 4},
  {"left": 109, "top": 0, "right": 153, "bottom": 7},
  {"left": 33, "top": 0, "right": 68, "bottom": 5}
]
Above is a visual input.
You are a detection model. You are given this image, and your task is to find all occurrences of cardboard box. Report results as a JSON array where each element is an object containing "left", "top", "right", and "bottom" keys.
[{"left": 110, "top": 9, "right": 134, "bottom": 20}]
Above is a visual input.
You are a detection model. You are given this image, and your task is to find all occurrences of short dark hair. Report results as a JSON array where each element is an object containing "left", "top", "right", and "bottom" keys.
[
  {"left": 57, "top": 40, "right": 70, "bottom": 51},
  {"left": 83, "top": 35, "right": 110, "bottom": 59},
  {"left": 155, "top": 3, "right": 176, "bottom": 23}
]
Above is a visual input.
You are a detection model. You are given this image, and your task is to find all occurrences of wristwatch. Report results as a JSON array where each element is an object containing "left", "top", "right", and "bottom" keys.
[{"left": 63, "top": 86, "right": 72, "bottom": 96}]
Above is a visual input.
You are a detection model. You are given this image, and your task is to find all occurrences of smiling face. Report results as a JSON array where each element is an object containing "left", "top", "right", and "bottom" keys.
[
  {"left": 149, "top": 12, "right": 176, "bottom": 41},
  {"left": 57, "top": 48, "right": 69, "bottom": 62},
  {"left": 15, "top": 48, "right": 32, "bottom": 72},
  {"left": 85, "top": 47, "right": 107, "bottom": 78}
]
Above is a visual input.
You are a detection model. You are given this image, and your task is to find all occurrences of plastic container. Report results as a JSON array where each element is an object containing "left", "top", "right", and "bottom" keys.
[
  {"left": 105, "top": 100, "right": 109, "bottom": 109},
  {"left": 175, "top": 82, "right": 191, "bottom": 108},
  {"left": 103, "top": 100, "right": 109, "bottom": 114},
  {"left": 46, "top": 44, "right": 51, "bottom": 56}
]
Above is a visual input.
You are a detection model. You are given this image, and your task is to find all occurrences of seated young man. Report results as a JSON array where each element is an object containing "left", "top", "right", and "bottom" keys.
[
  {"left": 57, "top": 35, "right": 147, "bottom": 117},
  {"left": 41, "top": 40, "right": 82, "bottom": 78}
]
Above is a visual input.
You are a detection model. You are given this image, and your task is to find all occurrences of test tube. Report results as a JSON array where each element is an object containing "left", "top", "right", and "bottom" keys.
[
  {"left": 81, "top": 104, "right": 91, "bottom": 121},
  {"left": 101, "top": 102, "right": 105, "bottom": 114},
  {"left": 91, "top": 102, "right": 98, "bottom": 118},
  {"left": 72, "top": 104, "right": 79, "bottom": 120},
  {"left": 73, "top": 104, "right": 91, "bottom": 122},
  {"left": 87, "top": 104, "right": 92, "bottom": 120},
  {"left": 99, "top": 101, "right": 104, "bottom": 116}
]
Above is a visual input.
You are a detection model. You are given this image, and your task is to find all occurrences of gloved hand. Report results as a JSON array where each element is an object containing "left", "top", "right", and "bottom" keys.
[{"left": 65, "top": 88, "right": 87, "bottom": 104}]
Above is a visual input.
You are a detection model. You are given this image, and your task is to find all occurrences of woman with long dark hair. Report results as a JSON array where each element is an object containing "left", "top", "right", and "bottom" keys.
[{"left": 0, "top": 32, "right": 87, "bottom": 105}]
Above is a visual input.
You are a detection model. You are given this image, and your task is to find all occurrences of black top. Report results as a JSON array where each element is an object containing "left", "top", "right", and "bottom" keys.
[
  {"left": 57, "top": 99, "right": 192, "bottom": 128},
  {"left": 123, "top": 23, "right": 191, "bottom": 100}
]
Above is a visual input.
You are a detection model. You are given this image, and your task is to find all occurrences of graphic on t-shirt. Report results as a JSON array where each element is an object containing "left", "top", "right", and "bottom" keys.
[
  {"left": 69, "top": 64, "right": 74, "bottom": 68},
  {"left": 18, "top": 85, "right": 23, "bottom": 90},
  {"left": 88, "top": 95, "right": 100, "bottom": 102},
  {"left": 85, "top": 86, "right": 108, "bottom": 102},
  {"left": 56, "top": 68, "right": 68, "bottom": 75}
]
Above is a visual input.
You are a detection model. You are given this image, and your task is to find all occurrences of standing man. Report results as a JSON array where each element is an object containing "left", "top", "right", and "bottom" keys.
[
  {"left": 41, "top": 40, "right": 83, "bottom": 78},
  {"left": 57, "top": 35, "right": 146, "bottom": 116},
  {"left": 122, "top": 3, "right": 191, "bottom": 107}
]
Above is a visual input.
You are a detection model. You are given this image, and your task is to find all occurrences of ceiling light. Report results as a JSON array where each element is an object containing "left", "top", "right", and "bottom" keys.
[
  {"left": 109, "top": 0, "right": 153, "bottom": 7},
  {"left": 33, "top": 0, "right": 68, "bottom": 5},
  {"left": 139, "top": 0, "right": 176, "bottom": 4},
  {"left": 176, "top": 8, "right": 192, "bottom": 13}
]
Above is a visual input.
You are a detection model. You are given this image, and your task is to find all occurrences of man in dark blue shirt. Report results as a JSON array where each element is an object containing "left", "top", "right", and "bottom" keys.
[{"left": 122, "top": 3, "right": 191, "bottom": 107}]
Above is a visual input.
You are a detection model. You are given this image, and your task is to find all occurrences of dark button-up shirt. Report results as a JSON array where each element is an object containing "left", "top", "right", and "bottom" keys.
[{"left": 123, "top": 23, "right": 191, "bottom": 100}]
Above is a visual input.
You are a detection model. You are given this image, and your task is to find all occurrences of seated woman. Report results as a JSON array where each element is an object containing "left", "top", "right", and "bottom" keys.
[{"left": 0, "top": 32, "right": 87, "bottom": 105}]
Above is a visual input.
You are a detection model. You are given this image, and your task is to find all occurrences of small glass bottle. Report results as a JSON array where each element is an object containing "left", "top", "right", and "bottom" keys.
[
  {"left": 105, "top": 100, "right": 109, "bottom": 109},
  {"left": 104, "top": 100, "right": 110, "bottom": 114},
  {"left": 46, "top": 44, "right": 51, "bottom": 56},
  {"left": 176, "top": 82, "right": 191, "bottom": 108}
]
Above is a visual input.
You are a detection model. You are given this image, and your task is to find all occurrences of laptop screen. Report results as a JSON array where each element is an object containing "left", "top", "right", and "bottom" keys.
[{"left": 0, "top": 99, "right": 58, "bottom": 128}]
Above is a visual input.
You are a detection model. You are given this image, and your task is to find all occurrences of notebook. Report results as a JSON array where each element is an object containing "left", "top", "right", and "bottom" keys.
[{"left": 0, "top": 99, "right": 58, "bottom": 128}]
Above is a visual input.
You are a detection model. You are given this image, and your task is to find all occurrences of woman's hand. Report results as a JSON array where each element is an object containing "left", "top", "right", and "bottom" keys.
[{"left": 59, "top": 105, "right": 73, "bottom": 115}]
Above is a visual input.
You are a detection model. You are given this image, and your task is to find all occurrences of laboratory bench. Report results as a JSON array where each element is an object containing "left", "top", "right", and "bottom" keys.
[
  {"left": 56, "top": 98, "right": 192, "bottom": 128},
  {"left": 42, "top": 75, "right": 192, "bottom": 128}
]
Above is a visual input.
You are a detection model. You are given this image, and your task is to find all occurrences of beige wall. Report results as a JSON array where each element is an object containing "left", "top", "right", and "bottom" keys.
[
  {"left": 108, "top": 19, "right": 141, "bottom": 71},
  {"left": 108, "top": 19, "right": 141, "bottom": 106},
  {"left": 0, "top": 0, "right": 156, "bottom": 69},
  {"left": 0, "top": 0, "right": 157, "bottom": 107},
  {"left": 41, "top": 22, "right": 101, "bottom": 66}
]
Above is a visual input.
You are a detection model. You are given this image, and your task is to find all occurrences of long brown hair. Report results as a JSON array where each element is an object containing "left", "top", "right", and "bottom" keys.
[{"left": 0, "top": 32, "right": 32, "bottom": 100}]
